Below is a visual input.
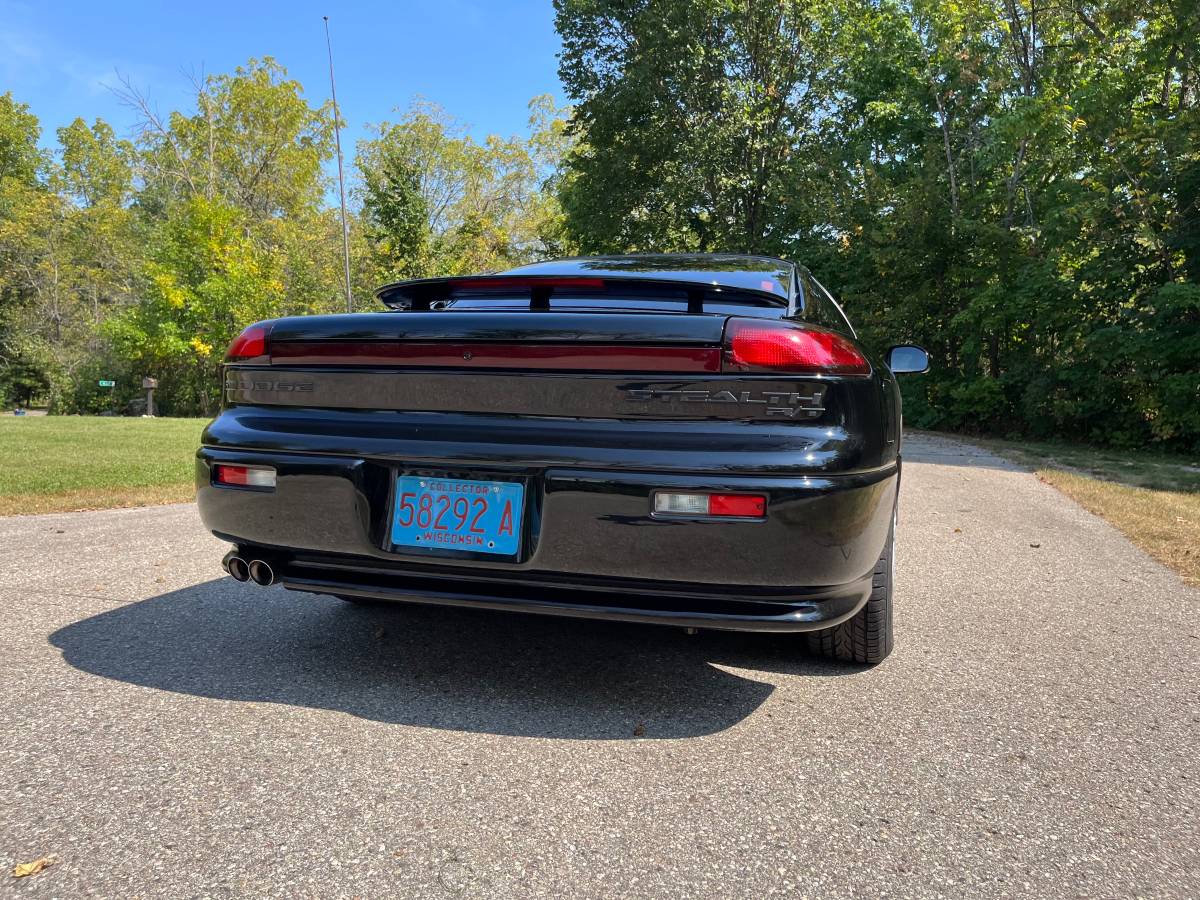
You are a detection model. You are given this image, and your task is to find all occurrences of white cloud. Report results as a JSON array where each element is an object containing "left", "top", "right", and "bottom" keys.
[
  {"left": 0, "top": 2, "right": 164, "bottom": 103},
  {"left": 0, "top": 19, "right": 44, "bottom": 82}
]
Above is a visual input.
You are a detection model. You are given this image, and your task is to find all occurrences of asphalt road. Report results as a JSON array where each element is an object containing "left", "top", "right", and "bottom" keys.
[{"left": 1, "top": 434, "right": 1197, "bottom": 898}]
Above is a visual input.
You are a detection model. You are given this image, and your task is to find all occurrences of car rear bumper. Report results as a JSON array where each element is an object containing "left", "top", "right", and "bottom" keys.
[
  {"left": 196, "top": 446, "right": 897, "bottom": 633},
  {"left": 230, "top": 549, "right": 874, "bottom": 633}
]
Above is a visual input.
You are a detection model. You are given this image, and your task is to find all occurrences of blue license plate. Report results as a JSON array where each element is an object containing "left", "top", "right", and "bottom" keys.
[{"left": 391, "top": 476, "right": 524, "bottom": 556}]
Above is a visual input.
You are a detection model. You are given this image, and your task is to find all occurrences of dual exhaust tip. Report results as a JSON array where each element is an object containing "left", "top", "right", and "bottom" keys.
[{"left": 227, "top": 556, "right": 275, "bottom": 587}]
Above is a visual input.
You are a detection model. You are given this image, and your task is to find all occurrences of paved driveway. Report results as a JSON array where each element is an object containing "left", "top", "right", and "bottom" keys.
[{"left": 1, "top": 434, "right": 1196, "bottom": 898}]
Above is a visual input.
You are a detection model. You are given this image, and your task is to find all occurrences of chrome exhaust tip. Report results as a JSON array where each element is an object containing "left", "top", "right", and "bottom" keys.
[
  {"left": 227, "top": 556, "right": 250, "bottom": 582},
  {"left": 248, "top": 559, "right": 275, "bottom": 587}
]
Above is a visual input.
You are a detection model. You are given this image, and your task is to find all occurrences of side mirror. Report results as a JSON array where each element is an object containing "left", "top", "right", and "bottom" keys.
[{"left": 886, "top": 344, "right": 929, "bottom": 374}]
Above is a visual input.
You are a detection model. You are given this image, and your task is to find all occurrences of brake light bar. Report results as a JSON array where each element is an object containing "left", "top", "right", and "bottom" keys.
[
  {"left": 722, "top": 319, "right": 869, "bottom": 375},
  {"left": 653, "top": 492, "right": 766, "bottom": 518},
  {"left": 267, "top": 341, "right": 722, "bottom": 373},
  {"left": 447, "top": 276, "right": 606, "bottom": 292},
  {"left": 214, "top": 464, "right": 276, "bottom": 489},
  {"left": 226, "top": 315, "right": 868, "bottom": 376}
]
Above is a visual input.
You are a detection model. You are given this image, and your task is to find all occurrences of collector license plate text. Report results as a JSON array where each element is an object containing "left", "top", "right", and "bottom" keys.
[{"left": 391, "top": 476, "right": 524, "bottom": 556}]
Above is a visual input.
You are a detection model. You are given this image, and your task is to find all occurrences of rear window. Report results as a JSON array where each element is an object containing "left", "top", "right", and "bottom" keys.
[
  {"left": 442, "top": 281, "right": 784, "bottom": 315},
  {"left": 506, "top": 256, "right": 793, "bottom": 299},
  {"left": 443, "top": 294, "right": 782, "bottom": 317},
  {"left": 799, "top": 274, "right": 855, "bottom": 336}
]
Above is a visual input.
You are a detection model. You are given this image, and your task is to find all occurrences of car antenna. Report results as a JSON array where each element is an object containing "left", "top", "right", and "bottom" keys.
[{"left": 323, "top": 15, "right": 354, "bottom": 314}]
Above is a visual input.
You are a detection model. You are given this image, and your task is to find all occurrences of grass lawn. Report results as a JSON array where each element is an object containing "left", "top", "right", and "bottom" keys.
[
  {"left": 971, "top": 435, "right": 1200, "bottom": 587},
  {"left": 0, "top": 416, "right": 208, "bottom": 516}
]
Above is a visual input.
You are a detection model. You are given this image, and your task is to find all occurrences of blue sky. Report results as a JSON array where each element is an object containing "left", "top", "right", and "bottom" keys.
[{"left": 2, "top": 0, "right": 565, "bottom": 164}]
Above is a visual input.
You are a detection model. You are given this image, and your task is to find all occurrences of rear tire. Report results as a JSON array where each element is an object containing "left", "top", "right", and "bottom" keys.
[{"left": 806, "top": 512, "right": 895, "bottom": 665}]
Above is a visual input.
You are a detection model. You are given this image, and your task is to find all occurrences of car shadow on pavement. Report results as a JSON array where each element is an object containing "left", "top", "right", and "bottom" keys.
[{"left": 49, "top": 579, "right": 861, "bottom": 740}]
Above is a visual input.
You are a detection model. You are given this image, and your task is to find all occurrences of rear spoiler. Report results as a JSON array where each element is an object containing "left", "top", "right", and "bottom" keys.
[{"left": 374, "top": 274, "right": 791, "bottom": 313}]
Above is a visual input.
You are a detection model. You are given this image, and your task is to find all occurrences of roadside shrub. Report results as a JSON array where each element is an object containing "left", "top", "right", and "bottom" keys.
[{"left": 55, "top": 354, "right": 141, "bottom": 415}]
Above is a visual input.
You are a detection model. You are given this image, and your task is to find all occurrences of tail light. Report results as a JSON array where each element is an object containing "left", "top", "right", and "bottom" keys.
[
  {"left": 722, "top": 319, "right": 869, "bottom": 374},
  {"left": 225, "top": 322, "right": 272, "bottom": 365},
  {"left": 653, "top": 492, "right": 766, "bottom": 518},
  {"left": 223, "top": 315, "right": 868, "bottom": 375},
  {"left": 213, "top": 464, "right": 276, "bottom": 489}
]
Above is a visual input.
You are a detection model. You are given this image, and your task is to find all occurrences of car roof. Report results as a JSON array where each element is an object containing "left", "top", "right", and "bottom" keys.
[{"left": 504, "top": 254, "right": 795, "bottom": 301}]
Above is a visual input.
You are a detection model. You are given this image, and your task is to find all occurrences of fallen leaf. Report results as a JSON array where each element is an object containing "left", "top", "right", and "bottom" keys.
[
  {"left": 374, "top": 626, "right": 386, "bottom": 640},
  {"left": 633, "top": 722, "right": 646, "bottom": 737},
  {"left": 12, "top": 856, "right": 55, "bottom": 878},
  {"left": 953, "top": 528, "right": 962, "bottom": 534}
]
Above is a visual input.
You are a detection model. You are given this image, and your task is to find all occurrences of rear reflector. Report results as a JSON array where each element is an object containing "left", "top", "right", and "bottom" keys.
[
  {"left": 723, "top": 318, "right": 869, "bottom": 374},
  {"left": 214, "top": 465, "right": 276, "bottom": 489},
  {"left": 268, "top": 341, "right": 722, "bottom": 373},
  {"left": 653, "top": 492, "right": 766, "bottom": 518},
  {"left": 708, "top": 494, "right": 768, "bottom": 517}
]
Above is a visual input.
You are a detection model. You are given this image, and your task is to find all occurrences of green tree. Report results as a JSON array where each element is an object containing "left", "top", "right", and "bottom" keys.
[
  {"left": 105, "top": 196, "right": 286, "bottom": 415},
  {"left": 57, "top": 118, "right": 135, "bottom": 208},
  {"left": 555, "top": 0, "right": 825, "bottom": 252},
  {"left": 0, "top": 92, "right": 44, "bottom": 185},
  {"left": 0, "top": 93, "right": 52, "bottom": 406},
  {"left": 0, "top": 179, "right": 79, "bottom": 403},
  {"left": 0, "top": 63, "right": 359, "bottom": 414},
  {"left": 55, "top": 116, "right": 140, "bottom": 329},
  {"left": 124, "top": 57, "right": 334, "bottom": 221},
  {"left": 555, "top": 0, "right": 1200, "bottom": 450},
  {"left": 358, "top": 135, "right": 430, "bottom": 278},
  {"left": 356, "top": 97, "right": 574, "bottom": 277},
  {"left": 0, "top": 114, "right": 141, "bottom": 410}
]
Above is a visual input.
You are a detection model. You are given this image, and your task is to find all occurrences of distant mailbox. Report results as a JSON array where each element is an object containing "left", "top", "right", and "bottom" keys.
[
  {"left": 98, "top": 379, "right": 116, "bottom": 388},
  {"left": 142, "top": 377, "right": 158, "bottom": 389}
]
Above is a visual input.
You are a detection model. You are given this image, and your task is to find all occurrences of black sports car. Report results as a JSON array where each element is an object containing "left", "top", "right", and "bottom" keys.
[{"left": 197, "top": 255, "right": 928, "bottom": 664}]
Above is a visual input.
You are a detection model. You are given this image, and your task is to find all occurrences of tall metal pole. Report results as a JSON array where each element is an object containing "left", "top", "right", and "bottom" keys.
[{"left": 324, "top": 15, "right": 353, "bottom": 313}]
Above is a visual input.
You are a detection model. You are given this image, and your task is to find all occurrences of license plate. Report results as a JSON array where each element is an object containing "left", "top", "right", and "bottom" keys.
[{"left": 391, "top": 476, "right": 524, "bottom": 556}]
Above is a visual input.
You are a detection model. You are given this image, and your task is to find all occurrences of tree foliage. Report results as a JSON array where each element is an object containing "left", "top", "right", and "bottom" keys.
[
  {"left": 124, "top": 57, "right": 334, "bottom": 220},
  {"left": 58, "top": 118, "right": 135, "bottom": 208},
  {"left": 555, "top": 0, "right": 1200, "bottom": 450},
  {"left": 1, "top": 11, "right": 1195, "bottom": 450},
  {"left": 356, "top": 96, "right": 575, "bottom": 279},
  {"left": 556, "top": 0, "right": 826, "bottom": 252},
  {"left": 0, "top": 61, "right": 572, "bottom": 414},
  {"left": 105, "top": 196, "right": 286, "bottom": 415},
  {"left": 0, "top": 92, "right": 46, "bottom": 187}
]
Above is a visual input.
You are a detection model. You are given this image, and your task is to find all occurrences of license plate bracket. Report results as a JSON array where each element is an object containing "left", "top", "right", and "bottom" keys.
[{"left": 391, "top": 475, "right": 524, "bottom": 557}]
